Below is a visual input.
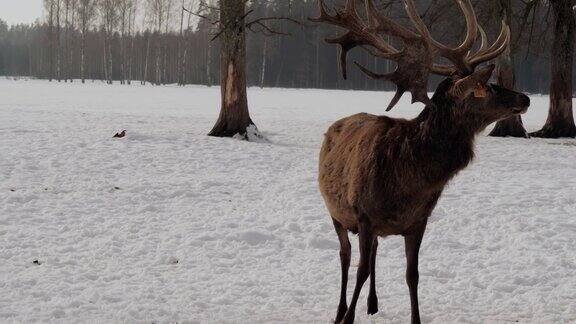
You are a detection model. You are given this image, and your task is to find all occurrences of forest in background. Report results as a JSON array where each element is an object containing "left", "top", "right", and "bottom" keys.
[{"left": 0, "top": 0, "right": 566, "bottom": 93}]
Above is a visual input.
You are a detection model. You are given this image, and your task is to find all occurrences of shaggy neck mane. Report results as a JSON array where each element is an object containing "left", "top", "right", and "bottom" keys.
[{"left": 412, "top": 79, "right": 480, "bottom": 179}]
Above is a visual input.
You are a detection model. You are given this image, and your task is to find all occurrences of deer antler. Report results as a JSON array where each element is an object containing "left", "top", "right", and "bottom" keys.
[
  {"left": 405, "top": 0, "right": 510, "bottom": 75},
  {"left": 311, "top": 0, "right": 511, "bottom": 111}
]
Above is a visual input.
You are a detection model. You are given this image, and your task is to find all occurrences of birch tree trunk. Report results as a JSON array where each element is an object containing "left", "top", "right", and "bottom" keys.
[
  {"left": 64, "top": 0, "right": 69, "bottom": 82},
  {"left": 155, "top": 31, "right": 161, "bottom": 85},
  {"left": 107, "top": 29, "right": 113, "bottom": 84},
  {"left": 142, "top": 34, "right": 150, "bottom": 85},
  {"left": 69, "top": 0, "right": 75, "bottom": 82},
  {"left": 48, "top": 0, "right": 55, "bottom": 82},
  {"left": 120, "top": 7, "right": 126, "bottom": 84},
  {"left": 206, "top": 34, "right": 212, "bottom": 86},
  {"left": 81, "top": 30, "right": 86, "bottom": 83},
  {"left": 178, "top": 0, "right": 185, "bottom": 86},
  {"left": 162, "top": 3, "right": 171, "bottom": 85},
  {"left": 208, "top": 0, "right": 257, "bottom": 139},
  {"left": 103, "top": 31, "right": 108, "bottom": 82},
  {"left": 56, "top": 0, "right": 61, "bottom": 82}
]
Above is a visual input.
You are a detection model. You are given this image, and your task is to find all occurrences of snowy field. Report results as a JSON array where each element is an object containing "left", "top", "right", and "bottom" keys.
[{"left": 1, "top": 78, "right": 575, "bottom": 323}]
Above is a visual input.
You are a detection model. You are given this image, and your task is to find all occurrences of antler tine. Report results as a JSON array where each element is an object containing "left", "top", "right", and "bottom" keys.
[
  {"left": 313, "top": 0, "right": 513, "bottom": 112},
  {"left": 453, "top": 0, "right": 479, "bottom": 55},
  {"left": 314, "top": 0, "right": 464, "bottom": 110},
  {"left": 476, "top": 24, "right": 489, "bottom": 55},
  {"left": 309, "top": 0, "right": 335, "bottom": 23},
  {"left": 431, "top": 64, "right": 456, "bottom": 76},
  {"left": 345, "top": 0, "right": 357, "bottom": 16},
  {"left": 468, "top": 21, "right": 510, "bottom": 66},
  {"left": 404, "top": 0, "right": 478, "bottom": 74},
  {"left": 364, "top": 0, "right": 378, "bottom": 27},
  {"left": 367, "top": 0, "right": 419, "bottom": 40},
  {"left": 310, "top": 0, "right": 402, "bottom": 80}
]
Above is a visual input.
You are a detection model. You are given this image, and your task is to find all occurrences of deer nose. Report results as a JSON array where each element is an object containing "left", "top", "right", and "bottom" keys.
[{"left": 519, "top": 94, "right": 530, "bottom": 107}]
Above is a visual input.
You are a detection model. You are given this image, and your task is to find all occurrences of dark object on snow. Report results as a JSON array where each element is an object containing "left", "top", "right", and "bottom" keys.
[
  {"left": 114, "top": 186, "right": 121, "bottom": 190},
  {"left": 33, "top": 260, "right": 41, "bottom": 265},
  {"left": 10, "top": 189, "right": 15, "bottom": 192},
  {"left": 113, "top": 130, "right": 126, "bottom": 138}
]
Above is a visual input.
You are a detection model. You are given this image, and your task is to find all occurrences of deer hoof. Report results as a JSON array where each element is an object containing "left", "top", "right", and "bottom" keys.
[
  {"left": 335, "top": 304, "right": 347, "bottom": 323},
  {"left": 367, "top": 294, "right": 378, "bottom": 315},
  {"left": 340, "top": 311, "right": 355, "bottom": 324}
]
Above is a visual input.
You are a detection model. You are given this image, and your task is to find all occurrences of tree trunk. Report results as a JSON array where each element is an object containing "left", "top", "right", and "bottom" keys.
[
  {"left": 489, "top": 0, "right": 528, "bottom": 138},
  {"left": 260, "top": 37, "right": 267, "bottom": 88},
  {"left": 531, "top": 0, "right": 576, "bottom": 138},
  {"left": 155, "top": 32, "right": 161, "bottom": 85},
  {"left": 259, "top": 2, "right": 270, "bottom": 89},
  {"left": 142, "top": 35, "right": 150, "bottom": 85},
  {"left": 128, "top": 32, "right": 134, "bottom": 85},
  {"left": 69, "top": 0, "right": 75, "bottom": 83},
  {"left": 208, "top": 0, "right": 257, "bottom": 139},
  {"left": 178, "top": 2, "right": 185, "bottom": 86},
  {"left": 81, "top": 31, "right": 86, "bottom": 83},
  {"left": 206, "top": 32, "right": 212, "bottom": 86},
  {"left": 120, "top": 18, "right": 125, "bottom": 85},
  {"left": 56, "top": 0, "right": 61, "bottom": 82},
  {"left": 107, "top": 31, "right": 113, "bottom": 84},
  {"left": 64, "top": 0, "right": 69, "bottom": 82},
  {"left": 103, "top": 32, "right": 108, "bottom": 82},
  {"left": 48, "top": 1, "right": 54, "bottom": 82}
]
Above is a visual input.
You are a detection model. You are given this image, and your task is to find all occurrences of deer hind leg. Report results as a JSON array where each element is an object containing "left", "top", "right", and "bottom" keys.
[
  {"left": 332, "top": 219, "right": 351, "bottom": 323},
  {"left": 404, "top": 220, "right": 428, "bottom": 324},
  {"left": 341, "top": 217, "right": 374, "bottom": 324},
  {"left": 367, "top": 237, "right": 379, "bottom": 315}
]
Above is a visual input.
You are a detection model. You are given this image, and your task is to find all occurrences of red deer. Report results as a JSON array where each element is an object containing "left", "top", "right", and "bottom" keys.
[{"left": 311, "top": 0, "right": 531, "bottom": 323}]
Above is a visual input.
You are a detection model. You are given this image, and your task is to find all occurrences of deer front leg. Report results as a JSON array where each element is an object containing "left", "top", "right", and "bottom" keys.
[
  {"left": 404, "top": 220, "right": 428, "bottom": 324},
  {"left": 367, "top": 237, "right": 378, "bottom": 315},
  {"left": 332, "top": 219, "right": 351, "bottom": 323},
  {"left": 341, "top": 218, "right": 374, "bottom": 324}
]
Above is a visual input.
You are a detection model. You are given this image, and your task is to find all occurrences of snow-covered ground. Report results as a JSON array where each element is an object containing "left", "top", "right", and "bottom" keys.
[{"left": 1, "top": 79, "right": 575, "bottom": 323}]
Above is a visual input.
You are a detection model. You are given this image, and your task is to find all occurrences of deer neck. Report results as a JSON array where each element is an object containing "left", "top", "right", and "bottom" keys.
[{"left": 414, "top": 97, "right": 479, "bottom": 179}]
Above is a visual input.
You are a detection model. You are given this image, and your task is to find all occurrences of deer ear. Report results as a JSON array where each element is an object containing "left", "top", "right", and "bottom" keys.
[
  {"left": 450, "top": 64, "right": 495, "bottom": 99},
  {"left": 473, "top": 64, "right": 496, "bottom": 85}
]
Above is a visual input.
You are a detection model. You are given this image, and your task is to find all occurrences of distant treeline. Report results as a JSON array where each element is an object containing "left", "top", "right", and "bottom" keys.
[{"left": 0, "top": 0, "right": 565, "bottom": 93}]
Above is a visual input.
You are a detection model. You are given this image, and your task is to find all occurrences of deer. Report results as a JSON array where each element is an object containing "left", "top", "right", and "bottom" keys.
[{"left": 311, "top": 0, "right": 531, "bottom": 323}]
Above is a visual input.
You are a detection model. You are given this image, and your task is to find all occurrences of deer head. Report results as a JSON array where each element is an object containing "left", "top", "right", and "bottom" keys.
[
  {"left": 310, "top": 0, "right": 530, "bottom": 123},
  {"left": 438, "top": 64, "right": 531, "bottom": 130}
]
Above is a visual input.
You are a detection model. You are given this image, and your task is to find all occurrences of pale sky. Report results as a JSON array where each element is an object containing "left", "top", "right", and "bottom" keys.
[{"left": 0, "top": 0, "right": 43, "bottom": 26}]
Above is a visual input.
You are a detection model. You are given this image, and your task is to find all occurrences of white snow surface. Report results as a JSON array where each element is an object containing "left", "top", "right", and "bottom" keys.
[{"left": 1, "top": 79, "right": 575, "bottom": 323}]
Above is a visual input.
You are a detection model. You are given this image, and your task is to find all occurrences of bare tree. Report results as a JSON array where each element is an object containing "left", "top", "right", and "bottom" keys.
[
  {"left": 63, "top": 0, "right": 70, "bottom": 82},
  {"left": 77, "top": 0, "right": 96, "bottom": 83},
  {"left": 180, "top": 0, "right": 196, "bottom": 85},
  {"left": 99, "top": 0, "right": 119, "bottom": 84},
  {"left": 44, "top": 0, "right": 57, "bottom": 81},
  {"left": 56, "top": 0, "right": 62, "bottom": 82},
  {"left": 489, "top": 0, "right": 528, "bottom": 138},
  {"left": 142, "top": 31, "right": 151, "bottom": 85},
  {"left": 63, "top": 0, "right": 78, "bottom": 82},
  {"left": 118, "top": 0, "right": 136, "bottom": 84},
  {"left": 531, "top": 0, "right": 576, "bottom": 138},
  {"left": 177, "top": 0, "right": 194, "bottom": 86},
  {"left": 207, "top": 0, "right": 255, "bottom": 138},
  {"left": 207, "top": 0, "right": 300, "bottom": 139},
  {"left": 146, "top": 0, "right": 168, "bottom": 85},
  {"left": 162, "top": 1, "right": 173, "bottom": 85},
  {"left": 127, "top": 0, "right": 138, "bottom": 84},
  {"left": 259, "top": 1, "right": 271, "bottom": 88}
]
